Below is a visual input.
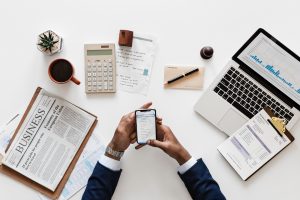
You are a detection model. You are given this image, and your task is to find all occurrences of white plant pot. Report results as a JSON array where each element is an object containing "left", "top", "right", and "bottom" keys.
[{"left": 37, "top": 30, "right": 63, "bottom": 55}]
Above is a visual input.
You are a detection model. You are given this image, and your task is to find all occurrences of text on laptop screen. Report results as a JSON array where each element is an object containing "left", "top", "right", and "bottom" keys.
[{"left": 237, "top": 33, "right": 300, "bottom": 105}]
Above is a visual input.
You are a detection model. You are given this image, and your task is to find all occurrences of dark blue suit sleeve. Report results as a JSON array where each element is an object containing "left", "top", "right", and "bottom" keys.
[
  {"left": 82, "top": 162, "right": 122, "bottom": 200},
  {"left": 178, "top": 159, "right": 226, "bottom": 200}
]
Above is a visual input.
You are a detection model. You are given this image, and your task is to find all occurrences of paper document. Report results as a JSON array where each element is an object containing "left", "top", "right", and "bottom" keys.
[
  {"left": 0, "top": 114, "right": 22, "bottom": 164},
  {"left": 3, "top": 89, "right": 96, "bottom": 191},
  {"left": 0, "top": 114, "right": 21, "bottom": 154},
  {"left": 218, "top": 109, "right": 293, "bottom": 180},
  {"left": 116, "top": 33, "right": 156, "bottom": 95},
  {"left": 38, "top": 135, "right": 105, "bottom": 200}
]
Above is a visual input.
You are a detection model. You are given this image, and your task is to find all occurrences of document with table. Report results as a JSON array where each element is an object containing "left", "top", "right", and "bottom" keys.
[
  {"left": 0, "top": 87, "right": 97, "bottom": 198},
  {"left": 218, "top": 108, "right": 294, "bottom": 180}
]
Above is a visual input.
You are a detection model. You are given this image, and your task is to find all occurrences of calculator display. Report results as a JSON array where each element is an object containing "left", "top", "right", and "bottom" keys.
[{"left": 87, "top": 50, "right": 112, "bottom": 56}]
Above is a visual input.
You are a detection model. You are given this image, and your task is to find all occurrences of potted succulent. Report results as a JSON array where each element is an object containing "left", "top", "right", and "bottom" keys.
[{"left": 37, "top": 30, "right": 62, "bottom": 55}]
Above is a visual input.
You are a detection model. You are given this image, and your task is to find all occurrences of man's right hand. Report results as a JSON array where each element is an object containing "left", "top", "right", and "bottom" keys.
[{"left": 146, "top": 125, "right": 191, "bottom": 165}]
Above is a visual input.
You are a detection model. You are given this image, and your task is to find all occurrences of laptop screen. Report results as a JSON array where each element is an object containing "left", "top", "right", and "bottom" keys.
[{"left": 236, "top": 31, "right": 300, "bottom": 106}]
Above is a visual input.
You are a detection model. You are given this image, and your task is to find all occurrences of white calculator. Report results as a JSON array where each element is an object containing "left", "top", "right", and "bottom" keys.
[{"left": 84, "top": 44, "right": 116, "bottom": 93}]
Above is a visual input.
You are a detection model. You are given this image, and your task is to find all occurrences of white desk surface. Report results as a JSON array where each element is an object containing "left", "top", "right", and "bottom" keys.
[{"left": 1, "top": 0, "right": 300, "bottom": 199}]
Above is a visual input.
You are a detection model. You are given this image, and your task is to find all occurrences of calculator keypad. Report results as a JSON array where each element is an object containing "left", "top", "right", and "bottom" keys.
[{"left": 86, "top": 58, "right": 115, "bottom": 93}]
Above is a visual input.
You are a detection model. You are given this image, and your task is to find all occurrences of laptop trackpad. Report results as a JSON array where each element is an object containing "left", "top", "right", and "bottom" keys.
[{"left": 218, "top": 108, "right": 248, "bottom": 135}]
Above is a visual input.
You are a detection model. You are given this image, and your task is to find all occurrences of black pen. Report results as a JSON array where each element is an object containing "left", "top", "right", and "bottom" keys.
[{"left": 164, "top": 68, "right": 199, "bottom": 84}]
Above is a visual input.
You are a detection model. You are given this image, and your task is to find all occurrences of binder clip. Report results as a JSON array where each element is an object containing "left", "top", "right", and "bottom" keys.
[
  {"left": 270, "top": 117, "right": 287, "bottom": 136},
  {"left": 118, "top": 30, "right": 133, "bottom": 47}
]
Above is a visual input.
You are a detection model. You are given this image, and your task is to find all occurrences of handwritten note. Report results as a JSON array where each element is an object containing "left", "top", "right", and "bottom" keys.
[{"left": 116, "top": 33, "right": 156, "bottom": 95}]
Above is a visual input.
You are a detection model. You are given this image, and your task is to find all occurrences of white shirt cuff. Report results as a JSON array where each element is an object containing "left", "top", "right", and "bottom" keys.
[
  {"left": 178, "top": 157, "right": 197, "bottom": 174},
  {"left": 98, "top": 154, "right": 121, "bottom": 171}
]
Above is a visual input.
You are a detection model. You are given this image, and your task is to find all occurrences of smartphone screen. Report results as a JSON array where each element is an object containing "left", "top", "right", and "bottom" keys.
[{"left": 135, "top": 109, "right": 156, "bottom": 144}]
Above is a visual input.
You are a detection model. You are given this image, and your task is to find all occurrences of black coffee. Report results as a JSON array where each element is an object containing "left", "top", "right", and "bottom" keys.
[{"left": 50, "top": 60, "right": 73, "bottom": 82}]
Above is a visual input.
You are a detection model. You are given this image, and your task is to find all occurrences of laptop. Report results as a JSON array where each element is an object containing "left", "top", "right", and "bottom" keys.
[{"left": 194, "top": 28, "right": 300, "bottom": 136}]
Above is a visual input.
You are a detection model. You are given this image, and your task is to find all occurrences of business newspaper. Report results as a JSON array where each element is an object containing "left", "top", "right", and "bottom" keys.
[{"left": 3, "top": 89, "right": 96, "bottom": 191}]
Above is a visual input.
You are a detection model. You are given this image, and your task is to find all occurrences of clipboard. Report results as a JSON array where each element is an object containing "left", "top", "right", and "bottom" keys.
[
  {"left": 164, "top": 66, "right": 205, "bottom": 90},
  {"left": 243, "top": 107, "right": 294, "bottom": 180},
  {"left": 0, "top": 87, "right": 98, "bottom": 199},
  {"left": 218, "top": 107, "right": 294, "bottom": 181}
]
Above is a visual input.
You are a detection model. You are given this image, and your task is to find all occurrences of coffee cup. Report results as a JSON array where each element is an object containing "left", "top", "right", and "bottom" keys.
[{"left": 48, "top": 59, "right": 80, "bottom": 85}]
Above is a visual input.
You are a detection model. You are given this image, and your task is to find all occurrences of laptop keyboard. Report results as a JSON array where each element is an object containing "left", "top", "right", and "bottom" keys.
[{"left": 214, "top": 67, "right": 294, "bottom": 123}]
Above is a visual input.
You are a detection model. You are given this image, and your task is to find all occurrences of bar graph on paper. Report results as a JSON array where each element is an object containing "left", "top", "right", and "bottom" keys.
[{"left": 241, "top": 36, "right": 300, "bottom": 101}]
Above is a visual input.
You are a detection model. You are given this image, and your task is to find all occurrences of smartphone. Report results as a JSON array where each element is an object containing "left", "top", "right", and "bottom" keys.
[{"left": 135, "top": 109, "right": 157, "bottom": 144}]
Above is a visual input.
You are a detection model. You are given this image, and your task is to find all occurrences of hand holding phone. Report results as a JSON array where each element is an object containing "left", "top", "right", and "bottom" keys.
[
  {"left": 135, "top": 109, "right": 157, "bottom": 144},
  {"left": 147, "top": 124, "right": 191, "bottom": 165}
]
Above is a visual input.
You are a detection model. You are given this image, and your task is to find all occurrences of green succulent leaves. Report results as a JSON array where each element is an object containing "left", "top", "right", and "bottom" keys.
[{"left": 38, "top": 31, "right": 58, "bottom": 53}]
